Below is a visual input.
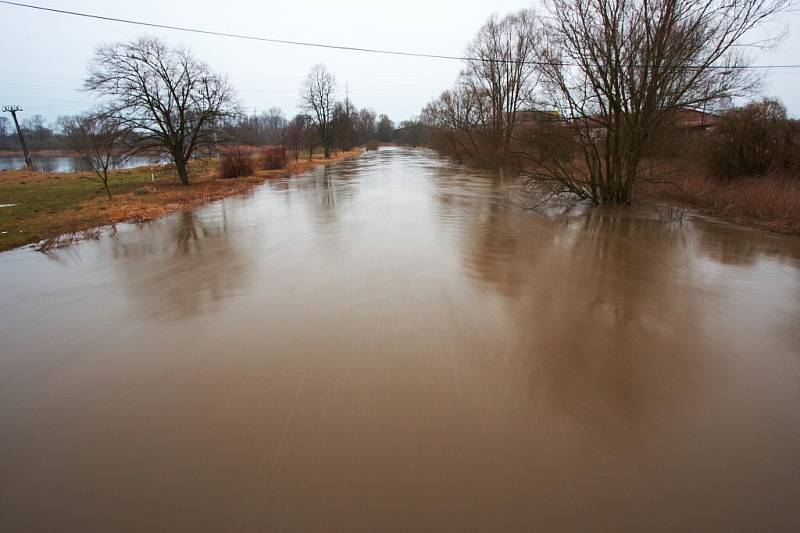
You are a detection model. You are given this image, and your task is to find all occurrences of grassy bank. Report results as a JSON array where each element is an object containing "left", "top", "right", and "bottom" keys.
[
  {"left": 637, "top": 163, "right": 800, "bottom": 235},
  {"left": 0, "top": 149, "right": 362, "bottom": 252}
]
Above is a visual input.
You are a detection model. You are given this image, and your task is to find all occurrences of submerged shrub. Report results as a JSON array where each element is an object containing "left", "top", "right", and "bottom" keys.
[
  {"left": 219, "top": 147, "right": 254, "bottom": 179},
  {"left": 262, "top": 145, "right": 288, "bottom": 170}
]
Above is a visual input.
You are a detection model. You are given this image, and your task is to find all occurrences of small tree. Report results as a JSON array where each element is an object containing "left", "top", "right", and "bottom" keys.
[
  {"left": 59, "top": 114, "right": 134, "bottom": 199},
  {"left": 710, "top": 98, "right": 789, "bottom": 177},
  {"left": 85, "top": 37, "right": 237, "bottom": 185},
  {"left": 300, "top": 65, "right": 337, "bottom": 159}
]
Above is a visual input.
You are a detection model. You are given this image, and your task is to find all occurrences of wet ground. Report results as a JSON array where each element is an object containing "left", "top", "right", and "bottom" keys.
[{"left": 1, "top": 147, "right": 799, "bottom": 532}]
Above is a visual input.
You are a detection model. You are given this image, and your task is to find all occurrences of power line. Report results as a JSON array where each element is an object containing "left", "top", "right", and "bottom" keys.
[
  {"left": 0, "top": 1, "right": 472, "bottom": 62},
  {"left": 2, "top": 0, "right": 800, "bottom": 71}
]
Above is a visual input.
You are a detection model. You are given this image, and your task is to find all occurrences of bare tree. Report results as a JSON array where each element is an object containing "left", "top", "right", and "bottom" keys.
[
  {"left": 354, "top": 108, "right": 377, "bottom": 146},
  {"left": 285, "top": 114, "right": 312, "bottom": 162},
  {"left": 21, "top": 114, "right": 53, "bottom": 142},
  {"left": 85, "top": 37, "right": 237, "bottom": 185},
  {"left": 462, "top": 9, "right": 541, "bottom": 164},
  {"left": 376, "top": 114, "right": 395, "bottom": 142},
  {"left": 531, "top": 0, "right": 790, "bottom": 203},
  {"left": 331, "top": 97, "right": 357, "bottom": 151},
  {"left": 397, "top": 119, "right": 428, "bottom": 147},
  {"left": 58, "top": 113, "right": 134, "bottom": 199},
  {"left": 422, "top": 86, "right": 485, "bottom": 162},
  {"left": 300, "top": 64, "right": 337, "bottom": 159}
]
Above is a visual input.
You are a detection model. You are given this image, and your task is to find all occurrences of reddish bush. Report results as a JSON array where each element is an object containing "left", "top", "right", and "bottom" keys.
[
  {"left": 365, "top": 139, "right": 380, "bottom": 151},
  {"left": 262, "top": 145, "right": 288, "bottom": 170},
  {"left": 218, "top": 147, "right": 254, "bottom": 179}
]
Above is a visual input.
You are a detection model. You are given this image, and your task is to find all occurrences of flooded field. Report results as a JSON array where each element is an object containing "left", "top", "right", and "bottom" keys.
[
  {"left": 1, "top": 147, "right": 799, "bottom": 532},
  {"left": 0, "top": 155, "right": 157, "bottom": 173}
]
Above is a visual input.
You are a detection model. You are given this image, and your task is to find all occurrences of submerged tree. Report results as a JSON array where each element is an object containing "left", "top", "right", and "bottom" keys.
[
  {"left": 531, "top": 0, "right": 790, "bottom": 203},
  {"left": 59, "top": 113, "right": 134, "bottom": 199},
  {"left": 300, "top": 65, "right": 337, "bottom": 159},
  {"left": 85, "top": 37, "right": 237, "bottom": 185}
]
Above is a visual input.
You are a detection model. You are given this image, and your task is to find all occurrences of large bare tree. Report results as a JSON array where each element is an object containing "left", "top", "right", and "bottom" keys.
[
  {"left": 529, "top": 0, "right": 790, "bottom": 203},
  {"left": 300, "top": 65, "right": 337, "bottom": 159},
  {"left": 85, "top": 37, "right": 237, "bottom": 185},
  {"left": 59, "top": 113, "right": 135, "bottom": 199}
]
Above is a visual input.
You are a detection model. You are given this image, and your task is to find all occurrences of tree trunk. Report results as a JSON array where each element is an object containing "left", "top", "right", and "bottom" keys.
[
  {"left": 175, "top": 155, "right": 190, "bottom": 186},
  {"left": 100, "top": 169, "right": 113, "bottom": 200}
]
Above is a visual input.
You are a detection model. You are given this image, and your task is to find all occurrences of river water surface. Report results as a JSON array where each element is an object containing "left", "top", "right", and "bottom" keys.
[{"left": 1, "top": 148, "right": 799, "bottom": 532}]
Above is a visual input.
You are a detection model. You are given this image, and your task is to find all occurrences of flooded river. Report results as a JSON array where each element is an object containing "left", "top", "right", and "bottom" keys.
[{"left": 1, "top": 148, "right": 799, "bottom": 532}]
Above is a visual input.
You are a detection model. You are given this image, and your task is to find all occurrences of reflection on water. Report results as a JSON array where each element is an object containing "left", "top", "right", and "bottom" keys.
[
  {"left": 0, "top": 155, "right": 158, "bottom": 173},
  {"left": 1, "top": 148, "right": 799, "bottom": 532}
]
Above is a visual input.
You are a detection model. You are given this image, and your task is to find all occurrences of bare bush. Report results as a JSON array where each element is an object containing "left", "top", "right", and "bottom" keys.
[
  {"left": 365, "top": 139, "right": 380, "bottom": 151},
  {"left": 709, "top": 98, "right": 792, "bottom": 177},
  {"left": 218, "top": 147, "right": 254, "bottom": 179},
  {"left": 261, "top": 146, "right": 287, "bottom": 170}
]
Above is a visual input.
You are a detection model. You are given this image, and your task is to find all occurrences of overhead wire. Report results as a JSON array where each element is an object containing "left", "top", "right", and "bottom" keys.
[{"left": 1, "top": 1, "right": 799, "bottom": 71}]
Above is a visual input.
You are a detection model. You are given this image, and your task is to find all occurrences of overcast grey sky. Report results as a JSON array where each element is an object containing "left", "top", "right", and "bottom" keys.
[{"left": 1, "top": 0, "right": 799, "bottom": 125}]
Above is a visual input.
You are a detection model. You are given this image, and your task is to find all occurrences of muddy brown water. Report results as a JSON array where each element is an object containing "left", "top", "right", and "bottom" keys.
[{"left": 1, "top": 148, "right": 799, "bottom": 532}]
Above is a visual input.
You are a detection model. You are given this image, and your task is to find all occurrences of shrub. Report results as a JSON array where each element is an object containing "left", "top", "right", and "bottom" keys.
[
  {"left": 365, "top": 139, "right": 380, "bottom": 151},
  {"left": 709, "top": 99, "right": 792, "bottom": 178},
  {"left": 261, "top": 145, "right": 287, "bottom": 170},
  {"left": 218, "top": 146, "right": 254, "bottom": 179}
]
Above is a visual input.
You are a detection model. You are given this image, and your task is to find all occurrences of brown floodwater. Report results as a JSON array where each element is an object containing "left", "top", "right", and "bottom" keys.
[{"left": 1, "top": 148, "right": 799, "bottom": 532}]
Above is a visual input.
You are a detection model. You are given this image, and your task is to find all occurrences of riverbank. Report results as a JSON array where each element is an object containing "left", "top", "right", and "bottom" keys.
[{"left": 0, "top": 149, "right": 362, "bottom": 252}]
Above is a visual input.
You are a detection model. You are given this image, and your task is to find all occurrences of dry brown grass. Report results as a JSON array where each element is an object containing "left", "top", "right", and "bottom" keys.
[{"left": 638, "top": 162, "right": 800, "bottom": 235}]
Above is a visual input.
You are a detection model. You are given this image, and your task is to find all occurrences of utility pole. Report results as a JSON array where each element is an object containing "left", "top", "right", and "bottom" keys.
[{"left": 2, "top": 106, "right": 33, "bottom": 169}]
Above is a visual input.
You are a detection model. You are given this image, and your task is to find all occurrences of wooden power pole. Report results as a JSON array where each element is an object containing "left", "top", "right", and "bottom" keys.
[{"left": 2, "top": 106, "right": 33, "bottom": 169}]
